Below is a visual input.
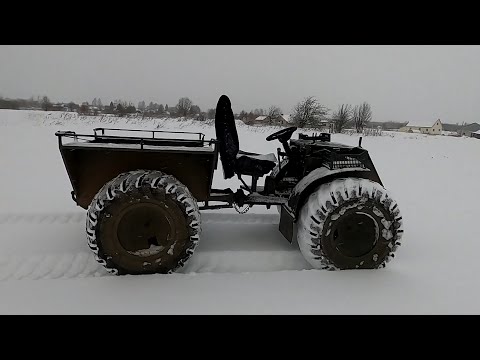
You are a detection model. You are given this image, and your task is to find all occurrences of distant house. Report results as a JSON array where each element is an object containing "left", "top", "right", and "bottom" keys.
[
  {"left": 279, "top": 114, "right": 291, "bottom": 124},
  {"left": 51, "top": 103, "right": 69, "bottom": 112},
  {"left": 280, "top": 114, "right": 334, "bottom": 131},
  {"left": 471, "top": 130, "right": 480, "bottom": 139},
  {"left": 458, "top": 123, "right": 480, "bottom": 137},
  {"left": 318, "top": 118, "right": 335, "bottom": 132},
  {"left": 275, "top": 114, "right": 292, "bottom": 126},
  {"left": 254, "top": 115, "right": 268, "bottom": 123},
  {"left": 253, "top": 115, "right": 290, "bottom": 126},
  {"left": 399, "top": 119, "right": 443, "bottom": 135}
]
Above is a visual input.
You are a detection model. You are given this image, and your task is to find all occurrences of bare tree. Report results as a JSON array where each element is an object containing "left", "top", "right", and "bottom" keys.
[
  {"left": 79, "top": 103, "right": 89, "bottom": 115},
  {"left": 291, "top": 96, "right": 329, "bottom": 128},
  {"left": 176, "top": 97, "right": 193, "bottom": 117},
  {"left": 267, "top": 106, "right": 282, "bottom": 125},
  {"left": 458, "top": 121, "right": 467, "bottom": 136},
  {"left": 42, "top": 96, "right": 51, "bottom": 111},
  {"left": 246, "top": 111, "right": 256, "bottom": 125},
  {"left": 238, "top": 110, "right": 247, "bottom": 121},
  {"left": 67, "top": 101, "right": 77, "bottom": 112},
  {"left": 253, "top": 108, "right": 266, "bottom": 116},
  {"left": 107, "top": 101, "right": 114, "bottom": 114},
  {"left": 114, "top": 99, "right": 128, "bottom": 109},
  {"left": 189, "top": 104, "right": 201, "bottom": 116},
  {"left": 126, "top": 104, "right": 136, "bottom": 114},
  {"left": 352, "top": 102, "right": 372, "bottom": 133},
  {"left": 332, "top": 104, "right": 352, "bottom": 133},
  {"left": 207, "top": 108, "right": 216, "bottom": 120},
  {"left": 116, "top": 103, "right": 126, "bottom": 117}
]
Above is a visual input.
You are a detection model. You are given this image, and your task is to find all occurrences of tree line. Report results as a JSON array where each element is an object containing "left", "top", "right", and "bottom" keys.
[
  {"left": 237, "top": 96, "right": 375, "bottom": 133},
  {"left": 0, "top": 95, "right": 213, "bottom": 119},
  {"left": 0, "top": 94, "right": 409, "bottom": 133}
]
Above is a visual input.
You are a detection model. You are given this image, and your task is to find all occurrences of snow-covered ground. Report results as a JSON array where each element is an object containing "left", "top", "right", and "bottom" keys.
[{"left": 1, "top": 109, "right": 479, "bottom": 314}]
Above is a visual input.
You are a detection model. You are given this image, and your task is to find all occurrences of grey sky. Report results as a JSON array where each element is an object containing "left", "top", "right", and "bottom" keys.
[{"left": 1, "top": 45, "right": 479, "bottom": 124}]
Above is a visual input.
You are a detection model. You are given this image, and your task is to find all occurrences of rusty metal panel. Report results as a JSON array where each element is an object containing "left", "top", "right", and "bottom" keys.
[{"left": 60, "top": 146, "right": 216, "bottom": 209}]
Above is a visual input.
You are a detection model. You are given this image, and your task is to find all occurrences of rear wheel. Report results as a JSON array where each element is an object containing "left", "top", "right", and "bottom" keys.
[
  {"left": 86, "top": 170, "right": 201, "bottom": 275},
  {"left": 296, "top": 178, "right": 403, "bottom": 270}
]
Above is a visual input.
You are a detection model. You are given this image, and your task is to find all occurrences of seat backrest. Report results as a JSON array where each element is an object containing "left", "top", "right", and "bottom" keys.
[{"left": 214, "top": 95, "right": 239, "bottom": 179}]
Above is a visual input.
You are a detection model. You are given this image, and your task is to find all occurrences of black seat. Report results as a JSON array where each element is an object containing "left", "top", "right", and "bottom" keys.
[
  {"left": 236, "top": 150, "right": 277, "bottom": 177},
  {"left": 214, "top": 95, "right": 277, "bottom": 179}
]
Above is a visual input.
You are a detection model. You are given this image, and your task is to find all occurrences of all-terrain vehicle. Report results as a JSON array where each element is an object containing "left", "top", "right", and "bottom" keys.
[{"left": 56, "top": 95, "right": 403, "bottom": 275}]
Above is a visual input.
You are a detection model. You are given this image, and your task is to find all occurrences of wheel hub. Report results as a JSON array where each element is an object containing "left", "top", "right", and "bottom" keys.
[
  {"left": 331, "top": 212, "right": 378, "bottom": 258},
  {"left": 115, "top": 202, "right": 175, "bottom": 257}
]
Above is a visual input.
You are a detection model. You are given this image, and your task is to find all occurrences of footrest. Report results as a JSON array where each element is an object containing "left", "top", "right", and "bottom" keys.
[{"left": 245, "top": 193, "right": 287, "bottom": 205}]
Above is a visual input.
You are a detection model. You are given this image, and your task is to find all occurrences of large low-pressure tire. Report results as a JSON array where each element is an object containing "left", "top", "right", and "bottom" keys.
[
  {"left": 296, "top": 178, "right": 403, "bottom": 270},
  {"left": 86, "top": 170, "right": 201, "bottom": 275}
]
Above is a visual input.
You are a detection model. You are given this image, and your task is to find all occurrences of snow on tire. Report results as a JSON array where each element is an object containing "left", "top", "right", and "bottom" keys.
[
  {"left": 296, "top": 178, "right": 403, "bottom": 270},
  {"left": 86, "top": 170, "right": 201, "bottom": 275}
]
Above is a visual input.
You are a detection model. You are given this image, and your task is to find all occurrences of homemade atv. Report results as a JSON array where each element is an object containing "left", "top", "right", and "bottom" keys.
[{"left": 56, "top": 95, "right": 403, "bottom": 275}]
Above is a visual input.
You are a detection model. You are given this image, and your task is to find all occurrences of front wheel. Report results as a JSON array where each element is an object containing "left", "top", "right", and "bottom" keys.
[{"left": 296, "top": 178, "right": 403, "bottom": 270}]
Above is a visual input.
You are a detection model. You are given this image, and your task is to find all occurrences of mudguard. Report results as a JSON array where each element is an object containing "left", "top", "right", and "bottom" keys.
[{"left": 279, "top": 166, "right": 382, "bottom": 243}]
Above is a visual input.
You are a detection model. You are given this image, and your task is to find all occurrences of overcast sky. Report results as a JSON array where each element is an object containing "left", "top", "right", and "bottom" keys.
[{"left": 1, "top": 45, "right": 479, "bottom": 124}]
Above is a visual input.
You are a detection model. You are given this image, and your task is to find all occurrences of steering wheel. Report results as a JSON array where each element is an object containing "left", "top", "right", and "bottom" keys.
[{"left": 266, "top": 126, "right": 297, "bottom": 142}]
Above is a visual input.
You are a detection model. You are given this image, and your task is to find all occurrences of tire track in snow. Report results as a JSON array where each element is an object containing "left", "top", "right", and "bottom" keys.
[
  {"left": 181, "top": 251, "right": 310, "bottom": 274},
  {"left": 0, "top": 212, "right": 280, "bottom": 225},
  {"left": 0, "top": 213, "right": 86, "bottom": 225},
  {"left": 0, "top": 250, "right": 310, "bottom": 281},
  {"left": 0, "top": 253, "right": 109, "bottom": 281},
  {"left": 0, "top": 212, "right": 309, "bottom": 280}
]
